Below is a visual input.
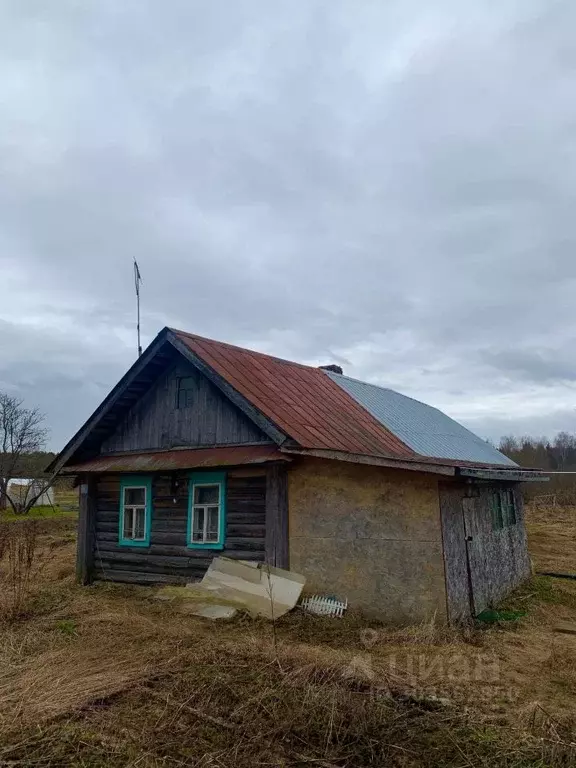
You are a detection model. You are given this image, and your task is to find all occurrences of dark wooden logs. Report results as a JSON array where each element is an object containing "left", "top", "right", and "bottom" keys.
[
  {"left": 265, "top": 464, "right": 289, "bottom": 568},
  {"left": 76, "top": 476, "right": 96, "bottom": 584},
  {"left": 90, "top": 471, "right": 267, "bottom": 585}
]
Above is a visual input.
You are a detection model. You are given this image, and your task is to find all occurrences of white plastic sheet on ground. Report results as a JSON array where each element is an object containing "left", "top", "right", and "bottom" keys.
[{"left": 194, "top": 557, "right": 306, "bottom": 619}]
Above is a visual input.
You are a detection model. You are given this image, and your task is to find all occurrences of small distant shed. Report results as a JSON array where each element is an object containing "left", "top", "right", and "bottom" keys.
[{"left": 7, "top": 479, "right": 55, "bottom": 507}]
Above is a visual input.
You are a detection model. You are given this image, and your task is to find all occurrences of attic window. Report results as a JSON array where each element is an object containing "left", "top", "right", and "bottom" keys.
[{"left": 176, "top": 377, "right": 195, "bottom": 409}]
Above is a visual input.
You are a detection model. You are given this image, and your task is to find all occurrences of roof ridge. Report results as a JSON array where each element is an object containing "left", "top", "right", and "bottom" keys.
[
  {"left": 172, "top": 327, "right": 447, "bottom": 413},
  {"left": 327, "top": 370, "right": 441, "bottom": 410},
  {"left": 169, "top": 327, "right": 321, "bottom": 371}
]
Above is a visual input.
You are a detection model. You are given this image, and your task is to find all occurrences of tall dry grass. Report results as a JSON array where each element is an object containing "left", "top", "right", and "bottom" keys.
[
  {"left": 525, "top": 503, "right": 576, "bottom": 573},
  {"left": 0, "top": 519, "right": 46, "bottom": 621},
  {"left": 0, "top": 515, "right": 575, "bottom": 765},
  {"left": 1, "top": 635, "right": 566, "bottom": 768}
]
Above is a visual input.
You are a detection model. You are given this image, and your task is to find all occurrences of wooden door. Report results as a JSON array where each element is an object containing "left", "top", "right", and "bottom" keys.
[
  {"left": 462, "top": 497, "right": 490, "bottom": 615},
  {"left": 439, "top": 485, "right": 473, "bottom": 622}
]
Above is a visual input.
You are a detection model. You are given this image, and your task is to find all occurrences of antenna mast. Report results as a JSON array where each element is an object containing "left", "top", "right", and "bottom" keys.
[{"left": 134, "top": 259, "right": 143, "bottom": 357}]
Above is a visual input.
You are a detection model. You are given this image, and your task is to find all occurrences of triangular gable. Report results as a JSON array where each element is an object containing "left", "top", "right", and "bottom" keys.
[
  {"left": 49, "top": 328, "right": 287, "bottom": 474},
  {"left": 100, "top": 358, "right": 270, "bottom": 453}
]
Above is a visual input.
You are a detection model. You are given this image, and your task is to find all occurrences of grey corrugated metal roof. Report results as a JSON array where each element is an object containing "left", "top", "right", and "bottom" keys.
[{"left": 326, "top": 372, "right": 517, "bottom": 467}]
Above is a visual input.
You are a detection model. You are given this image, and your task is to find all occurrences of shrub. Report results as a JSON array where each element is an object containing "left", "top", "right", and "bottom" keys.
[{"left": 0, "top": 519, "right": 43, "bottom": 621}]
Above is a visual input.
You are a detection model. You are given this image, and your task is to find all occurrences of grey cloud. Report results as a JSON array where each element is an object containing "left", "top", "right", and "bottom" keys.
[
  {"left": 1, "top": 0, "right": 576, "bottom": 449},
  {"left": 481, "top": 348, "right": 576, "bottom": 385},
  {"left": 463, "top": 407, "right": 576, "bottom": 445}
]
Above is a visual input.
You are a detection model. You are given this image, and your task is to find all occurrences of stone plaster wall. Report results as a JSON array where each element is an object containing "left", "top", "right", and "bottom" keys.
[{"left": 288, "top": 458, "right": 447, "bottom": 623}]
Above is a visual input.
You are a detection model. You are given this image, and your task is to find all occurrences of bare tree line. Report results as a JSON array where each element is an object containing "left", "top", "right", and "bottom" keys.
[
  {"left": 0, "top": 393, "right": 58, "bottom": 515},
  {"left": 498, "top": 432, "right": 576, "bottom": 503}
]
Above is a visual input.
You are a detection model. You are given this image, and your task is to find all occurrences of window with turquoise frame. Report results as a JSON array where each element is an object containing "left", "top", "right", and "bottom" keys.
[
  {"left": 187, "top": 471, "right": 226, "bottom": 549},
  {"left": 119, "top": 476, "right": 152, "bottom": 547}
]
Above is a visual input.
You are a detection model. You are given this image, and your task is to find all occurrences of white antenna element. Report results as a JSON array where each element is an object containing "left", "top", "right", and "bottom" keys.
[{"left": 134, "top": 259, "right": 143, "bottom": 357}]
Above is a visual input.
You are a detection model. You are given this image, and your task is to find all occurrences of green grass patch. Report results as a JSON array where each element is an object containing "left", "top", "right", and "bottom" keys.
[
  {"left": 499, "top": 576, "right": 576, "bottom": 613},
  {"left": 55, "top": 619, "right": 78, "bottom": 637},
  {"left": 477, "top": 608, "right": 527, "bottom": 624},
  {"left": 1, "top": 505, "right": 78, "bottom": 523}
]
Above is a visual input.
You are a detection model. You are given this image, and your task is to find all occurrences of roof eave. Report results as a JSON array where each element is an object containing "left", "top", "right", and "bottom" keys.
[
  {"left": 280, "top": 447, "right": 456, "bottom": 476},
  {"left": 457, "top": 467, "right": 549, "bottom": 482},
  {"left": 46, "top": 328, "right": 173, "bottom": 475},
  {"left": 60, "top": 445, "right": 291, "bottom": 474},
  {"left": 280, "top": 446, "right": 548, "bottom": 480}
]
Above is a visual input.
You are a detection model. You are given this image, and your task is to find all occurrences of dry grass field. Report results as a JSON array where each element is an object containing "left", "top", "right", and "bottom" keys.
[
  {"left": 0, "top": 504, "right": 574, "bottom": 766},
  {"left": 526, "top": 503, "right": 576, "bottom": 574}
]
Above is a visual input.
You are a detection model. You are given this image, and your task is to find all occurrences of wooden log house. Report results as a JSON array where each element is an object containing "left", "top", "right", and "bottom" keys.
[{"left": 49, "top": 327, "right": 546, "bottom": 623}]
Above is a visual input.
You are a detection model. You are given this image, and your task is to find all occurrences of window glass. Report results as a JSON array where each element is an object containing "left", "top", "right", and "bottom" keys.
[
  {"left": 120, "top": 480, "right": 150, "bottom": 545},
  {"left": 206, "top": 507, "right": 220, "bottom": 541},
  {"left": 194, "top": 485, "right": 219, "bottom": 505},
  {"left": 189, "top": 476, "right": 224, "bottom": 547},
  {"left": 124, "top": 487, "right": 146, "bottom": 506},
  {"left": 177, "top": 377, "right": 195, "bottom": 408},
  {"left": 192, "top": 507, "right": 205, "bottom": 541},
  {"left": 490, "top": 490, "right": 517, "bottom": 530},
  {"left": 123, "top": 508, "right": 134, "bottom": 539},
  {"left": 509, "top": 491, "right": 517, "bottom": 525},
  {"left": 133, "top": 509, "right": 146, "bottom": 539},
  {"left": 502, "top": 490, "right": 517, "bottom": 526},
  {"left": 490, "top": 493, "right": 504, "bottom": 531}
]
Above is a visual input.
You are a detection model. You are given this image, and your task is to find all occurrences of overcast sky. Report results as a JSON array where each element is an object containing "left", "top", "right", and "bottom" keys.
[{"left": 2, "top": 1, "right": 576, "bottom": 451}]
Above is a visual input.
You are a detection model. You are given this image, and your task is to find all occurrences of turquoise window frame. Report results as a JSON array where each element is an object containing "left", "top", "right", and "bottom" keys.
[
  {"left": 119, "top": 475, "right": 152, "bottom": 548},
  {"left": 187, "top": 471, "right": 226, "bottom": 550}
]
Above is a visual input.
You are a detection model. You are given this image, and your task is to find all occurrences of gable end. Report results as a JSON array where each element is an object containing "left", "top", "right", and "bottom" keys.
[
  {"left": 167, "top": 331, "right": 287, "bottom": 445},
  {"left": 50, "top": 328, "right": 288, "bottom": 474},
  {"left": 101, "top": 359, "right": 270, "bottom": 453}
]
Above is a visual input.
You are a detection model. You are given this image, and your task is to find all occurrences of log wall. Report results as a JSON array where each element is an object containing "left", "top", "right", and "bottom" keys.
[{"left": 92, "top": 470, "right": 266, "bottom": 584}]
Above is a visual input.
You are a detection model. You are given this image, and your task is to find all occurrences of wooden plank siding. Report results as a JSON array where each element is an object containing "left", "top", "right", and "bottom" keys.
[
  {"left": 439, "top": 483, "right": 472, "bottom": 623},
  {"left": 101, "top": 360, "right": 269, "bottom": 454},
  {"left": 439, "top": 482, "right": 531, "bottom": 620},
  {"left": 265, "top": 464, "right": 289, "bottom": 568},
  {"left": 76, "top": 477, "right": 96, "bottom": 585},
  {"left": 92, "top": 471, "right": 266, "bottom": 584}
]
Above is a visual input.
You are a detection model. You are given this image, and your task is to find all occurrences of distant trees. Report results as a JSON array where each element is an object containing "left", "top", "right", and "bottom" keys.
[
  {"left": 0, "top": 393, "right": 56, "bottom": 515},
  {"left": 498, "top": 432, "right": 576, "bottom": 503},
  {"left": 498, "top": 432, "right": 576, "bottom": 471}
]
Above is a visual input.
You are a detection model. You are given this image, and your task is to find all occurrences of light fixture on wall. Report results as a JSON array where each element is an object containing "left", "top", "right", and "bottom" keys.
[{"left": 170, "top": 475, "right": 180, "bottom": 504}]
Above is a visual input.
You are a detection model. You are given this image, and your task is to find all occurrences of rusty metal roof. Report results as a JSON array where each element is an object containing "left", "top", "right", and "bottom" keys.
[
  {"left": 52, "top": 326, "right": 519, "bottom": 474},
  {"left": 172, "top": 329, "right": 520, "bottom": 469},
  {"left": 173, "top": 329, "right": 413, "bottom": 459},
  {"left": 63, "top": 445, "right": 289, "bottom": 473}
]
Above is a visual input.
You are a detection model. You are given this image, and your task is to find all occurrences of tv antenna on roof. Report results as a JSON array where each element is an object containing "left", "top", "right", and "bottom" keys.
[{"left": 134, "top": 259, "right": 143, "bottom": 357}]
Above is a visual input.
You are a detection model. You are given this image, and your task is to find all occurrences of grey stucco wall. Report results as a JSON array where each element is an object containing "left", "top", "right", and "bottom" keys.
[{"left": 288, "top": 458, "right": 447, "bottom": 624}]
